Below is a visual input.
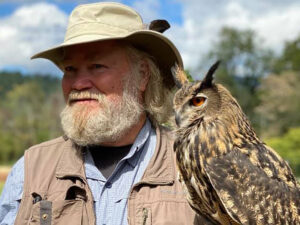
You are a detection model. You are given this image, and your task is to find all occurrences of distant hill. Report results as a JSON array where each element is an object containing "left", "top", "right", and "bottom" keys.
[
  {"left": 0, "top": 72, "right": 64, "bottom": 163},
  {"left": 0, "top": 71, "right": 61, "bottom": 97}
]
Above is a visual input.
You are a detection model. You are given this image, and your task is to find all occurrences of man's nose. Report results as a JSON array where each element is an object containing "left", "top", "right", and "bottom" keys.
[{"left": 71, "top": 71, "right": 93, "bottom": 91}]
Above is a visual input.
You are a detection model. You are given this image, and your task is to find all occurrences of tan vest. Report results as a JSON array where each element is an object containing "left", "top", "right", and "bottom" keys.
[{"left": 15, "top": 127, "right": 210, "bottom": 225}]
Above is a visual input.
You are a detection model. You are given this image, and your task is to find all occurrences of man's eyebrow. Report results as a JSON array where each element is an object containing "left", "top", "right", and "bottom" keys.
[{"left": 87, "top": 53, "right": 103, "bottom": 61}]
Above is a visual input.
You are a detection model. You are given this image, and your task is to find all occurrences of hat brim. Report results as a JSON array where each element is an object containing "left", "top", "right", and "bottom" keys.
[{"left": 31, "top": 30, "right": 183, "bottom": 89}]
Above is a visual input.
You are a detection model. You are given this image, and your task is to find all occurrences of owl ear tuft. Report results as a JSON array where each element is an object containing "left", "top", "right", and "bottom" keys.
[
  {"left": 171, "top": 64, "right": 189, "bottom": 88},
  {"left": 200, "top": 60, "right": 221, "bottom": 89}
]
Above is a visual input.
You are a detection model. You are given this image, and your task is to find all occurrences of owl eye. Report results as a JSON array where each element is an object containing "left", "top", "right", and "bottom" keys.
[{"left": 191, "top": 97, "right": 206, "bottom": 107}]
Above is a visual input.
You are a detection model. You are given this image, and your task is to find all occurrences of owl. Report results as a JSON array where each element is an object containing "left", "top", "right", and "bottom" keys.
[{"left": 172, "top": 61, "right": 300, "bottom": 225}]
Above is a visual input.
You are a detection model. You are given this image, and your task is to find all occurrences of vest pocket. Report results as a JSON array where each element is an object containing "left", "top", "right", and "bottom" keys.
[{"left": 29, "top": 199, "right": 84, "bottom": 225}]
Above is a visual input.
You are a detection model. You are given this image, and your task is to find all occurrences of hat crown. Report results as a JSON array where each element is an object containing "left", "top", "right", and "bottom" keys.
[
  {"left": 65, "top": 2, "right": 144, "bottom": 42},
  {"left": 31, "top": 2, "right": 183, "bottom": 88}
]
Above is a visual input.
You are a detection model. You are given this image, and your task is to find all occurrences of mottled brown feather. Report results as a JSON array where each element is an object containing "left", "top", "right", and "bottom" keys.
[{"left": 173, "top": 64, "right": 300, "bottom": 225}]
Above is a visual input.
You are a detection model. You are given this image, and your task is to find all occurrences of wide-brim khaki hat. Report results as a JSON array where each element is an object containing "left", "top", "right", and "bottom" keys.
[{"left": 31, "top": 2, "right": 183, "bottom": 89}]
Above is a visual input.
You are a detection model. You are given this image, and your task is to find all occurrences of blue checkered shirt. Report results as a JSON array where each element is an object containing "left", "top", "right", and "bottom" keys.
[{"left": 0, "top": 119, "right": 156, "bottom": 225}]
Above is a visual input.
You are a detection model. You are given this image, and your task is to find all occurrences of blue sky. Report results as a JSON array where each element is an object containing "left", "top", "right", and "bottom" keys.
[
  {"left": 0, "top": 0, "right": 183, "bottom": 24},
  {"left": 1, "top": 0, "right": 300, "bottom": 78}
]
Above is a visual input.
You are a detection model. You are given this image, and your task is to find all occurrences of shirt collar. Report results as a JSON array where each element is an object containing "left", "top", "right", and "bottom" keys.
[
  {"left": 125, "top": 119, "right": 152, "bottom": 167},
  {"left": 85, "top": 149, "right": 104, "bottom": 181},
  {"left": 84, "top": 118, "right": 152, "bottom": 180}
]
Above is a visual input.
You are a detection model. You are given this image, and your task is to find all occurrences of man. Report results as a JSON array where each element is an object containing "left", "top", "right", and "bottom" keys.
[{"left": 0, "top": 2, "right": 209, "bottom": 225}]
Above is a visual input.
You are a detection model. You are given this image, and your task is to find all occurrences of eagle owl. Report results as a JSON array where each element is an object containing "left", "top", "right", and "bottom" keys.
[{"left": 172, "top": 61, "right": 300, "bottom": 225}]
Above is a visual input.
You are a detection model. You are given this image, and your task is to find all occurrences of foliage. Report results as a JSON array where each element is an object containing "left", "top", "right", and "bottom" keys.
[
  {"left": 0, "top": 72, "right": 60, "bottom": 97},
  {"left": 204, "top": 27, "right": 274, "bottom": 133},
  {"left": 0, "top": 72, "right": 64, "bottom": 163},
  {"left": 265, "top": 127, "right": 300, "bottom": 177},
  {"left": 0, "top": 72, "right": 24, "bottom": 97},
  {"left": 184, "top": 69, "right": 194, "bottom": 82},
  {"left": 256, "top": 71, "right": 300, "bottom": 137},
  {"left": 273, "top": 36, "right": 300, "bottom": 73}
]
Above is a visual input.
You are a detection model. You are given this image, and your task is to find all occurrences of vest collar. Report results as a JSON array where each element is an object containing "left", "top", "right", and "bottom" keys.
[
  {"left": 55, "top": 126, "right": 175, "bottom": 185},
  {"left": 55, "top": 140, "right": 87, "bottom": 183},
  {"left": 139, "top": 126, "right": 175, "bottom": 185}
]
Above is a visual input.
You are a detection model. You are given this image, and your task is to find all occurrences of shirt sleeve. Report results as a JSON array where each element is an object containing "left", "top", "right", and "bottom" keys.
[{"left": 0, "top": 156, "right": 24, "bottom": 225}]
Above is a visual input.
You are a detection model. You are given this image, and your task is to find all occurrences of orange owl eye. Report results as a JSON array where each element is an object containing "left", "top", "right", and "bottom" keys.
[{"left": 191, "top": 97, "right": 206, "bottom": 107}]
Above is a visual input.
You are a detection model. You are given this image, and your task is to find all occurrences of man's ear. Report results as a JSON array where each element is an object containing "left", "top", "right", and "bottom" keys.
[{"left": 139, "top": 59, "right": 150, "bottom": 92}]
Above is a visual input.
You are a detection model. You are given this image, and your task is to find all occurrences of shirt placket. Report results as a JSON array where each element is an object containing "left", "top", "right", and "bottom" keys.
[
  {"left": 84, "top": 119, "right": 154, "bottom": 225},
  {"left": 98, "top": 161, "right": 126, "bottom": 225},
  {"left": 102, "top": 181, "right": 115, "bottom": 224}
]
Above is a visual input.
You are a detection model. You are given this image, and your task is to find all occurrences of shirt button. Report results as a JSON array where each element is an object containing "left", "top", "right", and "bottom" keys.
[
  {"left": 106, "top": 182, "right": 112, "bottom": 188},
  {"left": 42, "top": 213, "right": 48, "bottom": 220}
]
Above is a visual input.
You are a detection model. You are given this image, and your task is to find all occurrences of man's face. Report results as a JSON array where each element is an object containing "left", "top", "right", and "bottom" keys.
[
  {"left": 60, "top": 41, "right": 145, "bottom": 146},
  {"left": 61, "top": 41, "right": 131, "bottom": 107}
]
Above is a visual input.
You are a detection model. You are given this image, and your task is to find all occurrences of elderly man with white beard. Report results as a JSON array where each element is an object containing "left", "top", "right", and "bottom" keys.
[
  {"left": 0, "top": 2, "right": 209, "bottom": 225},
  {"left": 60, "top": 42, "right": 148, "bottom": 147}
]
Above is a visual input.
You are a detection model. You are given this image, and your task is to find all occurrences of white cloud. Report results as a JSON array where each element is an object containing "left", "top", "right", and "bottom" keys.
[
  {"left": 0, "top": 2, "right": 68, "bottom": 75},
  {"left": 167, "top": 0, "right": 300, "bottom": 77},
  {"left": 0, "top": 0, "right": 161, "bottom": 75},
  {"left": 251, "top": 7, "right": 300, "bottom": 50},
  {"left": 132, "top": 0, "right": 160, "bottom": 23},
  {"left": 2, "top": 0, "right": 300, "bottom": 77}
]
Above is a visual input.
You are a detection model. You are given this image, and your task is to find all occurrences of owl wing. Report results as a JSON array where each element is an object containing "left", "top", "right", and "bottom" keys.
[{"left": 204, "top": 149, "right": 300, "bottom": 225}]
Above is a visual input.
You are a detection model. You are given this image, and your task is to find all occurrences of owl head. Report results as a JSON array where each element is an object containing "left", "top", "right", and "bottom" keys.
[{"left": 172, "top": 61, "right": 239, "bottom": 128}]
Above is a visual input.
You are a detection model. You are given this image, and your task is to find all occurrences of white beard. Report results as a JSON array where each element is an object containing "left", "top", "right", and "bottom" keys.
[{"left": 60, "top": 84, "right": 144, "bottom": 146}]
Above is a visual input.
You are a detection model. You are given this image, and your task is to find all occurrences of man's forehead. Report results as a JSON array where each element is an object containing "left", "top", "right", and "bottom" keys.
[
  {"left": 62, "top": 41, "right": 126, "bottom": 61},
  {"left": 62, "top": 49, "right": 101, "bottom": 61}
]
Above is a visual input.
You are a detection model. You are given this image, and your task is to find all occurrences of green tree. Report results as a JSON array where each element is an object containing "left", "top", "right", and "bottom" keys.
[
  {"left": 0, "top": 72, "right": 25, "bottom": 97},
  {"left": 273, "top": 35, "right": 300, "bottom": 73},
  {"left": 0, "top": 81, "right": 64, "bottom": 163},
  {"left": 266, "top": 127, "right": 300, "bottom": 177},
  {"left": 204, "top": 27, "right": 274, "bottom": 133},
  {"left": 255, "top": 71, "right": 300, "bottom": 137},
  {"left": 0, "top": 72, "right": 60, "bottom": 98}
]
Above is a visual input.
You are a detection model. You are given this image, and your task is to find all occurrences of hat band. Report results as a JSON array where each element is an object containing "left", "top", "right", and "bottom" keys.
[{"left": 65, "top": 22, "right": 143, "bottom": 42}]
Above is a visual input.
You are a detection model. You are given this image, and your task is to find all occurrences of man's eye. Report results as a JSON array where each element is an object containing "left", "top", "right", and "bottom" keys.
[
  {"left": 92, "top": 64, "right": 105, "bottom": 69},
  {"left": 65, "top": 66, "right": 75, "bottom": 72}
]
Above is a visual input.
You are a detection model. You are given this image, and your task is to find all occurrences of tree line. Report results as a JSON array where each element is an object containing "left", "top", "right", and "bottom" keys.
[
  {"left": 0, "top": 73, "right": 64, "bottom": 163},
  {"left": 0, "top": 26, "right": 299, "bottom": 176}
]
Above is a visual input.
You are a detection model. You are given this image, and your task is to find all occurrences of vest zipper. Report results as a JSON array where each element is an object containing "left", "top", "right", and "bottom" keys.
[{"left": 142, "top": 208, "right": 148, "bottom": 225}]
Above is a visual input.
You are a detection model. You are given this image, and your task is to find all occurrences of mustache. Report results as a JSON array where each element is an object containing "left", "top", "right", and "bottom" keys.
[{"left": 67, "top": 90, "right": 104, "bottom": 104}]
